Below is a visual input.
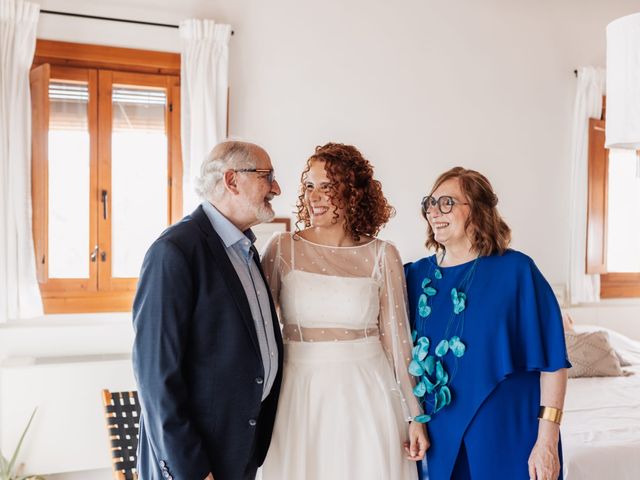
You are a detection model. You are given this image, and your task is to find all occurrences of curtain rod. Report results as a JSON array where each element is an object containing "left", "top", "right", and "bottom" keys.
[{"left": 40, "top": 9, "right": 234, "bottom": 35}]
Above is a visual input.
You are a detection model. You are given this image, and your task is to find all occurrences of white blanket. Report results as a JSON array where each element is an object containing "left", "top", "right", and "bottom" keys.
[{"left": 562, "top": 327, "right": 640, "bottom": 480}]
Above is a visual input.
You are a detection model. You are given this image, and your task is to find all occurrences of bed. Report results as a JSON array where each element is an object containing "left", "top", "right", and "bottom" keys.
[{"left": 562, "top": 325, "right": 640, "bottom": 480}]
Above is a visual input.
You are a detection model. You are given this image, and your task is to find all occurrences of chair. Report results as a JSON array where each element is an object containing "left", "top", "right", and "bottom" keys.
[{"left": 102, "top": 389, "right": 140, "bottom": 480}]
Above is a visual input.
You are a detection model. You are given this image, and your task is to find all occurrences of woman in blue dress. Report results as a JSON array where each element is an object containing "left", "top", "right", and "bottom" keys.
[{"left": 404, "top": 167, "right": 570, "bottom": 480}]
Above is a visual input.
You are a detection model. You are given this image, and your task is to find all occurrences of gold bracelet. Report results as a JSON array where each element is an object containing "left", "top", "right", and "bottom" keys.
[{"left": 538, "top": 406, "right": 563, "bottom": 425}]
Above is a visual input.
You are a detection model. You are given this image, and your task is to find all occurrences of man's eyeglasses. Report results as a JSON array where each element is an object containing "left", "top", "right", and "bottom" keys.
[
  {"left": 421, "top": 195, "right": 469, "bottom": 216},
  {"left": 234, "top": 168, "right": 276, "bottom": 184}
]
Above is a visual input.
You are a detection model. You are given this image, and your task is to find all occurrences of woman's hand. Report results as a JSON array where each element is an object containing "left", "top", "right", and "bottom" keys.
[
  {"left": 527, "top": 423, "right": 560, "bottom": 480},
  {"left": 403, "top": 422, "right": 430, "bottom": 461},
  {"left": 530, "top": 369, "right": 567, "bottom": 480}
]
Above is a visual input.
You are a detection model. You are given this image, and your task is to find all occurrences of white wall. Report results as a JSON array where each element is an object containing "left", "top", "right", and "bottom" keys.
[
  {"left": 0, "top": 316, "right": 133, "bottom": 477},
  {"left": 35, "top": 0, "right": 640, "bottom": 284},
  {"left": 3, "top": 0, "right": 640, "bottom": 477},
  {"left": 567, "top": 301, "right": 640, "bottom": 340},
  {"left": 0, "top": 356, "right": 135, "bottom": 475}
]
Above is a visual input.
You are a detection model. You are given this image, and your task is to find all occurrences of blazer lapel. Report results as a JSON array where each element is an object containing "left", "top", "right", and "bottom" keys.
[{"left": 191, "top": 206, "right": 261, "bottom": 354}]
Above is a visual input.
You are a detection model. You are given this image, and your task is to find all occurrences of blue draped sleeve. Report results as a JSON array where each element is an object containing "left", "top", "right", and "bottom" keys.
[{"left": 488, "top": 251, "right": 571, "bottom": 380}]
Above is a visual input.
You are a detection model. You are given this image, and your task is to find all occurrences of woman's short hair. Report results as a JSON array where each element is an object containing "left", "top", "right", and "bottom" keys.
[
  {"left": 295, "top": 143, "right": 395, "bottom": 241},
  {"left": 425, "top": 167, "right": 511, "bottom": 256},
  {"left": 195, "top": 141, "right": 258, "bottom": 200}
]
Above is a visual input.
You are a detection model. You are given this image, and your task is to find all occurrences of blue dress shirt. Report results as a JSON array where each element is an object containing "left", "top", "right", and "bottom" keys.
[{"left": 202, "top": 201, "right": 279, "bottom": 400}]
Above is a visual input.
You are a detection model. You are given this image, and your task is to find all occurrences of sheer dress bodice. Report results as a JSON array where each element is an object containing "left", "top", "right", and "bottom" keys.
[
  {"left": 262, "top": 232, "right": 422, "bottom": 420},
  {"left": 281, "top": 266, "right": 382, "bottom": 340}
]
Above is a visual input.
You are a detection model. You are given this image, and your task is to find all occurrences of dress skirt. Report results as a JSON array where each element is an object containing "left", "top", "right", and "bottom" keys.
[{"left": 260, "top": 338, "right": 418, "bottom": 480}]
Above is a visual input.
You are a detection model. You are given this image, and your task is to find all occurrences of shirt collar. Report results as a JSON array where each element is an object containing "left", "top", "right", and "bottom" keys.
[{"left": 201, "top": 201, "right": 257, "bottom": 256}]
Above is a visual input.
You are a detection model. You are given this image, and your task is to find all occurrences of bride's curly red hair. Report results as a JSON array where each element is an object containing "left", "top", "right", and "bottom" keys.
[{"left": 295, "top": 143, "right": 395, "bottom": 241}]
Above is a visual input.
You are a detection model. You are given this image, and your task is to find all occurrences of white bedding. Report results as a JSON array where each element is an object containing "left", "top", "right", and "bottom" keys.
[{"left": 562, "top": 326, "right": 640, "bottom": 480}]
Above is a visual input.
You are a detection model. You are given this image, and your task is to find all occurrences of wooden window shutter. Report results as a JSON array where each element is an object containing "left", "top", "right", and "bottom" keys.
[
  {"left": 586, "top": 118, "right": 608, "bottom": 274},
  {"left": 30, "top": 63, "right": 50, "bottom": 283}
]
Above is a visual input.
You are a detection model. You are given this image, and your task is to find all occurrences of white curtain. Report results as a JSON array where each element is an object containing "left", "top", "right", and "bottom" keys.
[
  {"left": 0, "top": 0, "right": 43, "bottom": 322},
  {"left": 180, "top": 19, "right": 231, "bottom": 213},
  {"left": 568, "top": 67, "right": 606, "bottom": 305}
]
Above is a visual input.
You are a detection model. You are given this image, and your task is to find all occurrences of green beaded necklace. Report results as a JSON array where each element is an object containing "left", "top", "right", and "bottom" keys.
[{"left": 409, "top": 252, "right": 480, "bottom": 423}]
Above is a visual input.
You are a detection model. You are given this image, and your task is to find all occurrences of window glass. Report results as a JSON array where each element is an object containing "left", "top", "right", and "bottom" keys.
[
  {"left": 111, "top": 87, "right": 168, "bottom": 278},
  {"left": 607, "top": 149, "right": 640, "bottom": 272},
  {"left": 48, "top": 82, "right": 90, "bottom": 278}
]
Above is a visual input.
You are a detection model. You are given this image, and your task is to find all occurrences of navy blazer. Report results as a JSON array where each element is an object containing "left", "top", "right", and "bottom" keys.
[{"left": 132, "top": 205, "right": 283, "bottom": 480}]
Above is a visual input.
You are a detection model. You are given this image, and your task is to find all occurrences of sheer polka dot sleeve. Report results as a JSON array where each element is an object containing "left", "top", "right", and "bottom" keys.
[
  {"left": 260, "top": 232, "right": 283, "bottom": 310},
  {"left": 379, "top": 242, "right": 423, "bottom": 420}
]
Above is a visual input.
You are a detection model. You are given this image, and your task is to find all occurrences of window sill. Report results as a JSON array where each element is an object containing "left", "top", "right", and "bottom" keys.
[
  {"left": 0, "top": 313, "right": 134, "bottom": 360},
  {"left": 601, "top": 273, "right": 640, "bottom": 299},
  {"left": 0, "top": 312, "right": 131, "bottom": 328},
  {"left": 570, "top": 298, "right": 640, "bottom": 307},
  {"left": 42, "top": 290, "right": 135, "bottom": 314}
]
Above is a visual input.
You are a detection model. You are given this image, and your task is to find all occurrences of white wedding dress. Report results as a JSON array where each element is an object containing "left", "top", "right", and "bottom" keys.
[{"left": 259, "top": 233, "right": 421, "bottom": 480}]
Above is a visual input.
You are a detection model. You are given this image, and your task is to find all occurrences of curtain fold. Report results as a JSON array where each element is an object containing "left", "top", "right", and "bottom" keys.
[
  {"left": 568, "top": 67, "right": 606, "bottom": 305},
  {"left": 179, "top": 19, "right": 231, "bottom": 212},
  {"left": 0, "top": 0, "right": 43, "bottom": 322}
]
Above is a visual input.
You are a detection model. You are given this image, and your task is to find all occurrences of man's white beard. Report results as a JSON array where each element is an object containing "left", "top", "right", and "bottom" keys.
[{"left": 255, "top": 203, "right": 275, "bottom": 223}]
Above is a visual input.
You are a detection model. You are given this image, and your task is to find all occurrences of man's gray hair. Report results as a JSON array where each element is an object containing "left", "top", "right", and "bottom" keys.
[{"left": 195, "top": 141, "right": 259, "bottom": 201}]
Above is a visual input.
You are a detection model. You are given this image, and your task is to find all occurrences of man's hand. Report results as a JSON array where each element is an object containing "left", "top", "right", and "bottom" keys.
[{"left": 204, "top": 473, "right": 214, "bottom": 480}]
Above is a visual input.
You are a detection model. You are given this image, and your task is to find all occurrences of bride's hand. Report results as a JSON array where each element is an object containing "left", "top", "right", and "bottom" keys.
[{"left": 404, "top": 422, "right": 430, "bottom": 461}]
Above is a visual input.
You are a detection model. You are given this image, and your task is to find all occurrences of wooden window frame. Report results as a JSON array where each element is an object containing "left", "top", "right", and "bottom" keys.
[
  {"left": 31, "top": 40, "right": 182, "bottom": 313},
  {"left": 586, "top": 99, "right": 640, "bottom": 298}
]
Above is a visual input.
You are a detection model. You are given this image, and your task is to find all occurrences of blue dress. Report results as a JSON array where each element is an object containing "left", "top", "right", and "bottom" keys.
[{"left": 404, "top": 250, "right": 570, "bottom": 480}]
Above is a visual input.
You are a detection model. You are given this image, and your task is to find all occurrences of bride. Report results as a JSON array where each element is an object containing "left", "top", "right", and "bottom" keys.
[{"left": 260, "top": 143, "right": 428, "bottom": 479}]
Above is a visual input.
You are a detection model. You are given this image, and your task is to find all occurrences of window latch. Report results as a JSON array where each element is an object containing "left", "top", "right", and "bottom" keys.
[
  {"left": 101, "top": 190, "right": 108, "bottom": 220},
  {"left": 90, "top": 245, "right": 99, "bottom": 262}
]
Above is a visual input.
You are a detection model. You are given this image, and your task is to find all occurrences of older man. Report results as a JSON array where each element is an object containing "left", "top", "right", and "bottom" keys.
[{"left": 132, "top": 141, "right": 283, "bottom": 480}]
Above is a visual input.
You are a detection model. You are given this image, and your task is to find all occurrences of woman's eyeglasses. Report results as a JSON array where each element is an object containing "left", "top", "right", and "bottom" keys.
[{"left": 421, "top": 195, "right": 469, "bottom": 216}]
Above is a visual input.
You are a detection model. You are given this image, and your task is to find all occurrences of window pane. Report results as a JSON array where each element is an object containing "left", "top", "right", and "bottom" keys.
[
  {"left": 111, "top": 86, "right": 168, "bottom": 278},
  {"left": 607, "top": 149, "right": 640, "bottom": 272},
  {"left": 48, "top": 82, "right": 90, "bottom": 278}
]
